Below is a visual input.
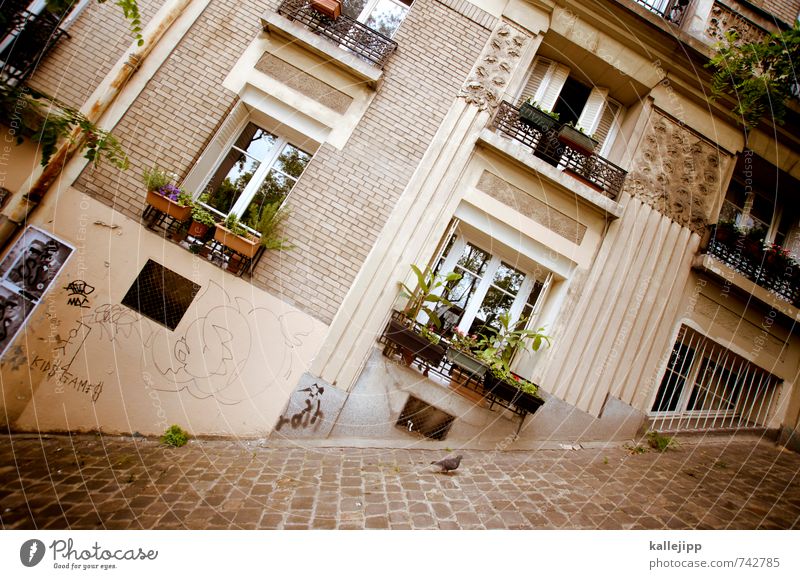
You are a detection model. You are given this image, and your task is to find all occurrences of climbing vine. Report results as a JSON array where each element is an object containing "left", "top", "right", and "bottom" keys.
[{"left": 46, "top": 0, "right": 144, "bottom": 46}]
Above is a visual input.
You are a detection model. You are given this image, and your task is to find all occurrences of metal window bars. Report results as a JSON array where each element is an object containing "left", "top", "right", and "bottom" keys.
[
  {"left": 0, "top": 9, "right": 69, "bottom": 87},
  {"left": 632, "top": 0, "right": 690, "bottom": 25}
]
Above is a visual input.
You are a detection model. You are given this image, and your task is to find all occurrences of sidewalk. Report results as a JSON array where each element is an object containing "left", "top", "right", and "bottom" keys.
[{"left": 1, "top": 433, "right": 798, "bottom": 529}]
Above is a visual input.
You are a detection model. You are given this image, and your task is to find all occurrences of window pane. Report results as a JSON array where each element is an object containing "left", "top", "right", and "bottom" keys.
[
  {"left": 240, "top": 170, "right": 295, "bottom": 228},
  {"left": 492, "top": 262, "right": 525, "bottom": 295},
  {"left": 204, "top": 149, "right": 260, "bottom": 215},
  {"left": 456, "top": 243, "right": 490, "bottom": 277},
  {"left": 341, "top": 0, "right": 370, "bottom": 19},
  {"left": 364, "top": 0, "right": 408, "bottom": 37},
  {"left": 235, "top": 124, "right": 277, "bottom": 161},
  {"left": 274, "top": 144, "right": 311, "bottom": 178},
  {"left": 475, "top": 286, "right": 515, "bottom": 333}
]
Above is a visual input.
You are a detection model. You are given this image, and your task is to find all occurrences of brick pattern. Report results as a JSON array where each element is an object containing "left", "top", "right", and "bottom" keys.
[
  {"left": 1, "top": 434, "right": 799, "bottom": 529},
  {"left": 436, "top": 0, "right": 496, "bottom": 29},
  {"left": 28, "top": 0, "right": 162, "bottom": 110},
  {"left": 754, "top": 0, "right": 800, "bottom": 25},
  {"left": 72, "top": 0, "right": 491, "bottom": 324}
]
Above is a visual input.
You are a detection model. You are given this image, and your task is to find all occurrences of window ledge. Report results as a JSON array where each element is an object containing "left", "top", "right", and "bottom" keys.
[
  {"left": 693, "top": 253, "right": 800, "bottom": 323},
  {"left": 261, "top": 11, "right": 383, "bottom": 88},
  {"left": 478, "top": 128, "right": 624, "bottom": 220}
]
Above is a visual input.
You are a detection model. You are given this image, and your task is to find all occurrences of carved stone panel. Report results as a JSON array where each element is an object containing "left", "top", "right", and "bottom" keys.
[
  {"left": 621, "top": 110, "right": 732, "bottom": 234},
  {"left": 459, "top": 21, "right": 531, "bottom": 112},
  {"left": 476, "top": 171, "right": 587, "bottom": 244},
  {"left": 705, "top": 1, "right": 768, "bottom": 46}
]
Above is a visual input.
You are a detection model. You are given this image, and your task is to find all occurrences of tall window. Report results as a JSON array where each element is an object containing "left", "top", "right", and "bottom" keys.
[
  {"left": 341, "top": 0, "right": 413, "bottom": 38},
  {"left": 202, "top": 123, "right": 311, "bottom": 229},
  {"left": 516, "top": 56, "right": 624, "bottom": 156},
  {"left": 430, "top": 234, "right": 551, "bottom": 338}
]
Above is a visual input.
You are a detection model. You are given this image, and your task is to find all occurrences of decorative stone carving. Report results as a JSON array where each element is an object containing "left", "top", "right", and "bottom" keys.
[
  {"left": 706, "top": 1, "right": 768, "bottom": 45},
  {"left": 621, "top": 110, "right": 732, "bottom": 234},
  {"left": 459, "top": 21, "right": 530, "bottom": 112}
]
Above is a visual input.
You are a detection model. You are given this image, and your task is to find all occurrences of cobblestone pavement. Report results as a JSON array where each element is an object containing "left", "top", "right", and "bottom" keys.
[{"left": 1, "top": 434, "right": 799, "bottom": 530}]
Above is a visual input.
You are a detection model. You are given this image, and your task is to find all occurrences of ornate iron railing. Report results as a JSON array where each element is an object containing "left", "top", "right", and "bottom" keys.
[
  {"left": 276, "top": 0, "right": 398, "bottom": 68},
  {"left": 706, "top": 225, "right": 800, "bottom": 306},
  {"left": 633, "top": 0, "right": 690, "bottom": 25},
  {"left": 490, "top": 101, "right": 627, "bottom": 199},
  {"left": 0, "top": 9, "right": 68, "bottom": 86}
]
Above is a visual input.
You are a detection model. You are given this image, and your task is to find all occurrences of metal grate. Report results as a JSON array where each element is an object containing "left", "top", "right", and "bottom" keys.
[
  {"left": 490, "top": 101, "right": 627, "bottom": 199},
  {"left": 1, "top": 9, "right": 68, "bottom": 86},
  {"left": 121, "top": 260, "right": 200, "bottom": 330},
  {"left": 632, "top": 0, "right": 689, "bottom": 25},
  {"left": 396, "top": 396, "right": 455, "bottom": 440},
  {"left": 650, "top": 325, "right": 782, "bottom": 432}
]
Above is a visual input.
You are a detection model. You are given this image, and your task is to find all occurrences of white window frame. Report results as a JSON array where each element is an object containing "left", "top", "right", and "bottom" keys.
[{"left": 349, "top": 0, "right": 413, "bottom": 38}]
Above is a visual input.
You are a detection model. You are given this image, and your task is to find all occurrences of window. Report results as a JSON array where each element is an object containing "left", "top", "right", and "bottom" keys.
[
  {"left": 430, "top": 234, "right": 552, "bottom": 339},
  {"left": 516, "top": 56, "right": 624, "bottom": 156},
  {"left": 202, "top": 123, "right": 311, "bottom": 228},
  {"left": 341, "top": 0, "right": 413, "bottom": 38}
]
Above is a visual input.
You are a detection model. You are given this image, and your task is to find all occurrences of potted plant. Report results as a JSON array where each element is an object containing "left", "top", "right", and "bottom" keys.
[
  {"left": 557, "top": 123, "right": 598, "bottom": 155},
  {"left": 743, "top": 225, "right": 766, "bottom": 263},
  {"left": 214, "top": 214, "right": 260, "bottom": 259},
  {"left": 311, "top": 0, "right": 341, "bottom": 19},
  {"left": 188, "top": 195, "right": 217, "bottom": 239},
  {"left": 256, "top": 201, "right": 294, "bottom": 251},
  {"left": 518, "top": 100, "right": 560, "bottom": 133},
  {"left": 446, "top": 329, "right": 487, "bottom": 377},
  {"left": 142, "top": 166, "right": 193, "bottom": 222},
  {"left": 382, "top": 265, "right": 461, "bottom": 367},
  {"left": 763, "top": 242, "right": 796, "bottom": 277},
  {"left": 712, "top": 219, "right": 742, "bottom": 246}
]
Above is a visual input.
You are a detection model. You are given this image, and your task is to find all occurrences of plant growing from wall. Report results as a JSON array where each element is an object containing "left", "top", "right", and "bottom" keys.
[
  {"left": 160, "top": 424, "right": 189, "bottom": 447},
  {"left": 707, "top": 23, "right": 800, "bottom": 129}
]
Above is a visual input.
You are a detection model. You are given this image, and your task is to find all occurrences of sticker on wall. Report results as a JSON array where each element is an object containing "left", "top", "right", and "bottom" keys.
[{"left": 0, "top": 226, "right": 73, "bottom": 355}]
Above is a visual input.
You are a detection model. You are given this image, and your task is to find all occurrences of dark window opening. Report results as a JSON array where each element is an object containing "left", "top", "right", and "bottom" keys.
[
  {"left": 121, "top": 260, "right": 200, "bottom": 330},
  {"left": 396, "top": 396, "right": 455, "bottom": 440}
]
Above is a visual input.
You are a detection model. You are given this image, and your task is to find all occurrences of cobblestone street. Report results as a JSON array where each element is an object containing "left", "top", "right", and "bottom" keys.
[{"left": 1, "top": 434, "right": 799, "bottom": 530}]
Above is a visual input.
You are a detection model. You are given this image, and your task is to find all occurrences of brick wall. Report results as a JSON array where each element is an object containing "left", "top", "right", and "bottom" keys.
[
  {"left": 750, "top": 0, "right": 800, "bottom": 24},
  {"left": 72, "top": 0, "right": 493, "bottom": 324},
  {"left": 28, "top": 0, "right": 163, "bottom": 110}
]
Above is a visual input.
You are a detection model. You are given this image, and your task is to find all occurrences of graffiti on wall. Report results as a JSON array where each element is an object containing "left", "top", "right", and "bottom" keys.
[
  {"left": 64, "top": 280, "right": 95, "bottom": 308},
  {"left": 275, "top": 382, "right": 325, "bottom": 431}
]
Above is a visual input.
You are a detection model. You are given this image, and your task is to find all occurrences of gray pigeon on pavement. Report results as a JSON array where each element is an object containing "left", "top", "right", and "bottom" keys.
[{"left": 431, "top": 454, "right": 462, "bottom": 473}]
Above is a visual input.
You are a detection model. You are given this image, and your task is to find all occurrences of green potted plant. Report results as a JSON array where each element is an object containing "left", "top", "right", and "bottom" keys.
[
  {"left": 712, "top": 219, "right": 742, "bottom": 245},
  {"left": 214, "top": 214, "right": 260, "bottom": 259},
  {"left": 518, "top": 99, "right": 560, "bottom": 132},
  {"left": 257, "top": 201, "right": 293, "bottom": 251},
  {"left": 142, "top": 166, "right": 193, "bottom": 222},
  {"left": 557, "top": 122, "right": 598, "bottom": 155},
  {"left": 188, "top": 195, "right": 217, "bottom": 239}
]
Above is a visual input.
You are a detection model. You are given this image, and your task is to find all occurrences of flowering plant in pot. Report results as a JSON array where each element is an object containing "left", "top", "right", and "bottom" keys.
[
  {"left": 763, "top": 242, "right": 796, "bottom": 276},
  {"left": 142, "top": 166, "right": 193, "bottom": 222},
  {"left": 188, "top": 195, "right": 217, "bottom": 239}
]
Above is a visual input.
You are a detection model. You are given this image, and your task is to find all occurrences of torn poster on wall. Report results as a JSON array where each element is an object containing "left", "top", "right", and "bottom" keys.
[{"left": 0, "top": 226, "right": 73, "bottom": 356}]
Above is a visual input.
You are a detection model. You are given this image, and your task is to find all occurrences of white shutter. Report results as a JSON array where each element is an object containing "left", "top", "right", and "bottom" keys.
[
  {"left": 576, "top": 87, "right": 608, "bottom": 136},
  {"left": 595, "top": 99, "right": 623, "bottom": 157},
  {"left": 516, "top": 57, "right": 552, "bottom": 106},
  {"left": 535, "top": 62, "right": 570, "bottom": 112},
  {"left": 181, "top": 102, "right": 250, "bottom": 197}
]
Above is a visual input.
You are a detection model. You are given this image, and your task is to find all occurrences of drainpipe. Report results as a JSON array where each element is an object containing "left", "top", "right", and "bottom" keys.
[{"left": 0, "top": 0, "right": 194, "bottom": 251}]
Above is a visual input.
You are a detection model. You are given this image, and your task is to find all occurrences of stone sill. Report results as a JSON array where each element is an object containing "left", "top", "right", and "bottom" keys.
[
  {"left": 478, "top": 128, "right": 624, "bottom": 220},
  {"left": 693, "top": 253, "right": 800, "bottom": 323},
  {"left": 261, "top": 11, "right": 383, "bottom": 88}
]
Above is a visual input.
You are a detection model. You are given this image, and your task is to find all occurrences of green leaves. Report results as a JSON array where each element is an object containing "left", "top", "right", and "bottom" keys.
[
  {"left": 92, "top": 0, "right": 144, "bottom": 46},
  {"left": 707, "top": 23, "right": 800, "bottom": 129},
  {"left": 398, "top": 265, "right": 462, "bottom": 328}
]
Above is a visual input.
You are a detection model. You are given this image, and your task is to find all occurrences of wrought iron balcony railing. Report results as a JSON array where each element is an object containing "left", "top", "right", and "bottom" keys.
[
  {"left": 276, "top": 0, "right": 398, "bottom": 68},
  {"left": 633, "top": 0, "right": 690, "bottom": 25},
  {"left": 0, "top": 9, "right": 68, "bottom": 86},
  {"left": 706, "top": 224, "right": 800, "bottom": 306},
  {"left": 490, "top": 101, "right": 627, "bottom": 199}
]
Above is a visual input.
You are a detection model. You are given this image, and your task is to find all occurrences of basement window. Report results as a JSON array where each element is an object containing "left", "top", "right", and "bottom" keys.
[
  {"left": 396, "top": 395, "right": 455, "bottom": 440},
  {"left": 121, "top": 260, "right": 200, "bottom": 330}
]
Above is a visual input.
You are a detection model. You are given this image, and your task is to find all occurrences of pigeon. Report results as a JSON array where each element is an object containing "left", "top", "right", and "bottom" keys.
[{"left": 431, "top": 454, "right": 462, "bottom": 473}]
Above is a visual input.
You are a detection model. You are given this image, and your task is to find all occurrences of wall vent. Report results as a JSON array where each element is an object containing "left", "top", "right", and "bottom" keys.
[{"left": 396, "top": 396, "right": 455, "bottom": 440}]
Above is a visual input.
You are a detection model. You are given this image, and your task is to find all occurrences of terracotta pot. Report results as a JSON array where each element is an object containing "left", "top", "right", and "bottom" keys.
[
  {"left": 145, "top": 190, "right": 192, "bottom": 222},
  {"left": 188, "top": 220, "right": 210, "bottom": 238},
  {"left": 311, "top": 0, "right": 341, "bottom": 19},
  {"left": 214, "top": 224, "right": 260, "bottom": 258}
]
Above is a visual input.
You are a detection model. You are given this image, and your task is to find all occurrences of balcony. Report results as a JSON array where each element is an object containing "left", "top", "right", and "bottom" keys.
[
  {"left": 490, "top": 101, "right": 627, "bottom": 200},
  {"left": 275, "top": 0, "right": 398, "bottom": 69},
  {"left": 0, "top": 9, "right": 68, "bottom": 86},
  {"left": 702, "top": 223, "right": 800, "bottom": 308},
  {"left": 632, "top": 0, "right": 690, "bottom": 25}
]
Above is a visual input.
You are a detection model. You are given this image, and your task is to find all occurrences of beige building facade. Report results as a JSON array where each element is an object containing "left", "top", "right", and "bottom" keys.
[{"left": 1, "top": 0, "right": 799, "bottom": 450}]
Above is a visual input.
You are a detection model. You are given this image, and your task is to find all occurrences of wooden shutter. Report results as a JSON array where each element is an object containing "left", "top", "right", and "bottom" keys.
[
  {"left": 576, "top": 87, "right": 608, "bottom": 136},
  {"left": 181, "top": 102, "right": 250, "bottom": 197},
  {"left": 536, "top": 62, "right": 570, "bottom": 112},
  {"left": 516, "top": 57, "right": 551, "bottom": 105},
  {"left": 594, "top": 99, "right": 623, "bottom": 156}
]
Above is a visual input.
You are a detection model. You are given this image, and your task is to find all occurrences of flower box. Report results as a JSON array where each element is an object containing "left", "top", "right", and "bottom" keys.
[
  {"left": 518, "top": 102, "right": 560, "bottom": 133},
  {"left": 557, "top": 125, "right": 598, "bottom": 156},
  {"left": 214, "top": 224, "right": 260, "bottom": 259},
  {"left": 145, "top": 190, "right": 192, "bottom": 222},
  {"left": 446, "top": 347, "right": 487, "bottom": 378},
  {"left": 311, "top": 0, "right": 341, "bottom": 19},
  {"left": 383, "top": 314, "right": 446, "bottom": 366},
  {"left": 484, "top": 372, "right": 545, "bottom": 416}
]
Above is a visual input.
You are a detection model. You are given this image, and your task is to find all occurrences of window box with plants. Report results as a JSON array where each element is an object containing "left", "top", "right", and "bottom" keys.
[
  {"left": 382, "top": 265, "right": 462, "bottom": 368},
  {"left": 518, "top": 100, "right": 560, "bottom": 133},
  {"left": 214, "top": 215, "right": 261, "bottom": 258},
  {"left": 142, "top": 166, "right": 193, "bottom": 223},
  {"left": 557, "top": 123, "right": 598, "bottom": 156},
  {"left": 188, "top": 195, "right": 217, "bottom": 239}
]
